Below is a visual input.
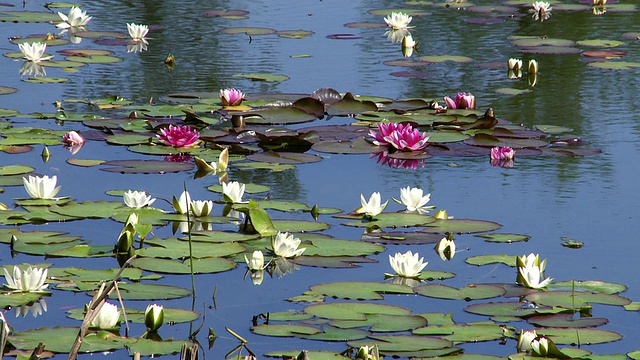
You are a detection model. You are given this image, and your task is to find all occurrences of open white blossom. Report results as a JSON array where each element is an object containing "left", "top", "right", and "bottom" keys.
[
  {"left": 23, "top": 175, "right": 60, "bottom": 199},
  {"left": 222, "top": 181, "right": 245, "bottom": 203},
  {"left": 389, "top": 250, "right": 428, "bottom": 278},
  {"left": 356, "top": 192, "right": 389, "bottom": 217},
  {"left": 123, "top": 190, "right": 156, "bottom": 209},
  {"left": 383, "top": 12, "right": 413, "bottom": 30},
  {"left": 190, "top": 200, "right": 213, "bottom": 217},
  {"left": 56, "top": 6, "right": 92, "bottom": 29},
  {"left": 272, "top": 232, "right": 306, "bottom": 258},
  {"left": 394, "top": 186, "right": 432, "bottom": 214},
  {"left": 127, "top": 23, "right": 149, "bottom": 41},
  {"left": 90, "top": 302, "right": 120, "bottom": 329},
  {"left": 18, "top": 42, "right": 53, "bottom": 63},
  {"left": 3, "top": 266, "right": 49, "bottom": 292}
]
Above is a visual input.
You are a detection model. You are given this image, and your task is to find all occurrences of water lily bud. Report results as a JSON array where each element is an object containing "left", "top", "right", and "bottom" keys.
[
  {"left": 356, "top": 345, "right": 374, "bottom": 359},
  {"left": 435, "top": 236, "right": 455, "bottom": 261},
  {"left": 244, "top": 250, "right": 265, "bottom": 271},
  {"left": 144, "top": 304, "right": 164, "bottom": 332},
  {"left": 125, "top": 212, "right": 139, "bottom": 227},
  {"left": 528, "top": 59, "right": 538, "bottom": 74},
  {"left": 116, "top": 228, "right": 134, "bottom": 252},
  {"left": 517, "top": 329, "right": 538, "bottom": 352},
  {"left": 41, "top": 146, "right": 50, "bottom": 163},
  {"left": 434, "top": 209, "right": 448, "bottom": 220},
  {"left": 508, "top": 58, "right": 522, "bottom": 70}
]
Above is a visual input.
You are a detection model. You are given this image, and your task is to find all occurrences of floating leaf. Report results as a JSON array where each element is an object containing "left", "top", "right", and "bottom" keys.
[
  {"left": 414, "top": 284, "right": 505, "bottom": 300},
  {"left": 338, "top": 213, "right": 436, "bottom": 228},
  {"left": 107, "top": 282, "right": 191, "bottom": 300},
  {"left": 8, "top": 326, "right": 134, "bottom": 353},
  {"left": 305, "top": 302, "right": 412, "bottom": 321},
  {"left": 130, "top": 257, "right": 236, "bottom": 274},
  {"left": 0, "top": 164, "right": 34, "bottom": 175},
  {"left": 251, "top": 323, "right": 321, "bottom": 337},
  {"left": 0, "top": 87, "right": 18, "bottom": 95},
  {"left": 587, "top": 61, "right": 640, "bottom": 70},
  {"left": 247, "top": 152, "right": 323, "bottom": 164},
  {"left": 49, "top": 201, "right": 122, "bottom": 219},
  {"left": 465, "top": 254, "right": 515, "bottom": 266},
  {"left": 332, "top": 313, "right": 427, "bottom": 332},
  {"left": 301, "top": 236, "right": 385, "bottom": 257},
  {"left": 420, "top": 218, "right": 502, "bottom": 234},
  {"left": 125, "top": 338, "right": 195, "bottom": 357},
  {"left": 418, "top": 55, "right": 473, "bottom": 63},
  {"left": 561, "top": 236, "right": 584, "bottom": 248},
  {"left": 348, "top": 334, "right": 453, "bottom": 352},
  {"left": 100, "top": 160, "right": 194, "bottom": 174},
  {"left": 220, "top": 27, "right": 276, "bottom": 35},
  {"left": 233, "top": 72, "right": 289, "bottom": 82},
  {"left": 527, "top": 313, "right": 608, "bottom": 328},
  {"left": 550, "top": 280, "right": 626, "bottom": 295},
  {"left": 309, "top": 281, "right": 414, "bottom": 300},
  {"left": 576, "top": 39, "right": 625, "bottom": 48},
  {"left": 537, "top": 328, "right": 623, "bottom": 345},
  {"left": 137, "top": 238, "right": 245, "bottom": 259},
  {"left": 525, "top": 291, "right": 631, "bottom": 308},
  {"left": 476, "top": 233, "right": 530, "bottom": 243},
  {"left": 413, "top": 322, "right": 509, "bottom": 343}
]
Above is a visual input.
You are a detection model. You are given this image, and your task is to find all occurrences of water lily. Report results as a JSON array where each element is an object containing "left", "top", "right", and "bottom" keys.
[
  {"left": 56, "top": 6, "right": 92, "bottom": 29},
  {"left": 356, "top": 192, "right": 389, "bottom": 217},
  {"left": 517, "top": 329, "right": 538, "bottom": 352},
  {"left": 123, "top": 190, "right": 156, "bottom": 209},
  {"left": 90, "top": 302, "right": 120, "bottom": 329},
  {"left": 402, "top": 34, "right": 417, "bottom": 57},
  {"left": 490, "top": 146, "right": 515, "bottom": 162},
  {"left": 434, "top": 209, "right": 452, "bottom": 220},
  {"left": 532, "top": 1, "right": 552, "bottom": 21},
  {"left": 389, "top": 250, "right": 428, "bottom": 278},
  {"left": 222, "top": 181, "right": 246, "bottom": 203},
  {"left": 593, "top": 0, "right": 607, "bottom": 4},
  {"left": 356, "top": 345, "right": 377, "bottom": 360},
  {"left": 384, "top": 12, "right": 413, "bottom": 30},
  {"left": 508, "top": 58, "right": 523, "bottom": 70},
  {"left": 172, "top": 190, "right": 192, "bottom": 214},
  {"left": 394, "top": 186, "right": 432, "bottom": 214},
  {"left": 508, "top": 69, "right": 522, "bottom": 79},
  {"left": 531, "top": 336, "right": 551, "bottom": 356},
  {"left": 190, "top": 200, "right": 213, "bottom": 217},
  {"left": 23, "top": 175, "right": 61, "bottom": 199},
  {"left": 19, "top": 61, "right": 46, "bottom": 77},
  {"left": 156, "top": 124, "right": 200, "bottom": 147},
  {"left": 528, "top": 59, "right": 538, "bottom": 74},
  {"left": 18, "top": 42, "right": 53, "bottom": 63},
  {"left": 63, "top": 131, "right": 85, "bottom": 154},
  {"left": 369, "top": 122, "right": 429, "bottom": 152},
  {"left": 435, "top": 236, "right": 456, "bottom": 261},
  {"left": 220, "top": 88, "right": 245, "bottom": 106},
  {"left": 127, "top": 23, "right": 149, "bottom": 42},
  {"left": 144, "top": 304, "right": 164, "bottom": 332},
  {"left": 3, "top": 266, "right": 49, "bottom": 292},
  {"left": 517, "top": 253, "right": 553, "bottom": 289},
  {"left": 244, "top": 250, "right": 265, "bottom": 271},
  {"left": 444, "top": 92, "right": 476, "bottom": 109},
  {"left": 271, "top": 232, "right": 306, "bottom": 258}
]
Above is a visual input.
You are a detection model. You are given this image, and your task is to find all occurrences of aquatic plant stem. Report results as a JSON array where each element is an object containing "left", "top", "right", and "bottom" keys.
[{"left": 184, "top": 182, "right": 196, "bottom": 300}]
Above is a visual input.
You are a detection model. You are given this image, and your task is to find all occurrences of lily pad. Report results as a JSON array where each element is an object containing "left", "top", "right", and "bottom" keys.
[
  {"left": 0, "top": 164, "right": 34, "bottom": 175},
  {"left": 301, "top": 236, "right": 385, "bottom": 257},
  {"left": 537, "top": 328, "right": 623, "bottom": 345},
  {"left": 100, "top": 160, "right": 194, "bottom": 174},
  {"left": 576, "top": 39, "right": 625, "bottom": 48},
  {"left": 420, "top": 218, "right": 502, "bottom": 234},
  {"left": 527, "top": 313, "right": 608, "bottom": 328},
  {"left": 348, "top": 334, "right": 453, "bottom": 352},
  {"left": 414, "top": 284, "right": 506, "bottom": 300},
  {"left": 125, "top": 338, "right": 195, "bottom": 357},
  {"left": 137, "top": 238, "right": 245, "bottom": 259},
  {"left": 0, "top": 86, "right": 18, "bottom": 95},
  {"left": 251, "top": 323, "right": 321, "bottom": 337},
  {"left": 220, "top": 27, "right": 276, "bottom": 36},
  {"left": 246, "top": 152, "right": 323, "bottom": 164},
  {"left": 233, "top": 72, "right": 289, "bottom": 82},
  {"left": 587, "top": 61, "right": 640, "bottom": 70},
  {"left": 465, "top": 254, "right": 516, "bottom": 266},
  {"left": 476, "top": 233, "right": 530, "bottom": 243},
  {"left": 337, "top": 213, "right": 436, "bottom": 228},
  {"left": 332, "top": 313, "right": 427, "bottom": 332},
  {"left": 8, "top": 326, "right": 134, "bottom": 353},
  {"left": 106, "top": 282, "right": 191, "bottom": 300},
  {"left": 309, "top": 281, "right": 414, "bottom": 300},
  {"left": 413, "top": 322, "right": 509, "bottom": 343},
  {"left": 525, "top": 290, "right": 631, "bottom": 308},
  {"left": 305, "top": 302, "right": 412, "bottom": 321},
  {"left": 130, "top": 257, "right": 237, "bottom": 274},
  {"left": 550, "top": 280, "right": 626, "bottom": 294},
  {"left": 49, "top": 201, "right": 122, "bottom": 219},
  {"left": 417, "top": 55, "right": 473, "bottom": 63}
]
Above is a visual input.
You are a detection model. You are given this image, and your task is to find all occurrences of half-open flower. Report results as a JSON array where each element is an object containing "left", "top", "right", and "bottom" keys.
[
  {"left": 157, "top": 125, "right": 200, "bottom": 147},
  {"left": 490, "top": 146, "right": 515, "bottom": 161},
  {"left": 528, "top": 59, "right": 539, "bottom": 73},
  {"left": 444, "top": 92, "right": 476, "bottom": 109},
  {"left": 517, "top": 329, "right": 538, "bottom": 352},
  {"left": 23, "top": 175, "right": 61, "bottom": 199},
  {"left": 190, "top": 200, "right": 213, "bottom": 217},
  {"left": 435, "top": 236, "right": 456, "bottom": 261},
  {"left": 385, "top": 125, "right": 429, "bottom": 152},
  {"left": 63, "top": 131, "right": 85, "bottom": 154},
  {"left": 144, "top": 304, "right": 164, "bottom": 332},
  {"left": 172, "top": 190, "right": 192, "bottom": 214},
  {"left": 123, "top": 190, "right": 156, "bottom": 209},
  {"left": 508, "top": 58, "right": 523, "bottom": 70},
  {"left": 56, "top": 6, "right": 92, "bottom": 29},
  {"left": 384, "top": 12, "right": 413, "bottom": 30},
  {"left": 127, "top": 23, "right": 149, "bottom": 42},
  {"left": 394, "top": 186, "right": 432, "bottom": 214},
  {"left": 90, "top": 302, "right": 120, "bottom": 329},
  {"left": 532, "top": 1, "right": 552, "bottom": 21},
  {"left": 518, "top": 264, "right": 553, "bottom": 289},
  {"left": 18, "top": 42, "right": 53, "bottom": 63},
  {"left": 222, "top": 181, "right": 245, "bottom": 203},
  {"left": 3, "top": 266, "right": 49, "bottom": 292},
  {"left": 389, "top": 250, "right": 428, "bottom": 278},
  {"left": 220, "top": 88, "right": 245, "bottom": 106},
  {"left": 356, "top": 192, "right": 389, "bottom": 217},
  {"left": 272, "top": 232, "right": 306, "bottom": 258},
  {"left": 244, "top": 250, "right": 265, "bottom": 271}
]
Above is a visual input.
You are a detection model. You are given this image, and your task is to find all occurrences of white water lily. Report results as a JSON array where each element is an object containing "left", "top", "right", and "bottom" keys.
[
  {"left": 190, "top": 200, "right": 213, "bottom": 217},
  {"left": 517, "top": 253, "right": 546, "bottom": 271},
  {"left": 244, "top": 250, "right": 265, "bottom": 271},
  {"left": 532, "top": 1, "right": 552, "bottom": 21},
  {"left": 272, "top": 232, "right": 306, "bottom": 258},
  {"left": 394, "top": 186, "right": 432, "bottom": 214},
  {"left": 518, "top": 264, "right": 553, "bottom": 289},
  {"left": 517, "top": 329, "right": 537, "bottom": 352},
  {"left": 528, "top": 59, "right": 538, "bottom": 73},
  {"left": 384, "top": 12, "right": 413, "bottom": 30},
  {"left": 90, "top": 302, "right": 120, "bottom": 329},
  {"left": 389, "top": 250, "right": 428, "bottom": 278},
  {"left": 23, "top": 175, "right": 61, "bottom": 199},
  {"left": 144, "top": 304, "right": 164, "bottom": 332},
  {"left": 172, "top": 190, "right": 192, "bottom": 214},
  {"left": 222, "top": 181, "right": 245, "bottom": 203},
  {"left": 435, "top": 237, "right": 456, "bottom": 261},
  {"left": 356, "top": 192, "right": 389, "bottom": 217},
  {"left": 531, "top": 336, "right": 550, "bottom": 356},
  {"left": 56, "top": 6, "right": 92, "bottom": 29},
  {"left": 3, "top": 266, "right": 49, "bottom": 292},
  {"left": 508, "top": 58, "right": 523, "bottom": 70},
  {"left": 18, "top": 42, "right": 53, "bottom": 63},
  {"left": 123, "top": 190, "right": 156, "bottom": 209},
  {"left": 127, "top": 23, "right": 149, "bottom": 41}
]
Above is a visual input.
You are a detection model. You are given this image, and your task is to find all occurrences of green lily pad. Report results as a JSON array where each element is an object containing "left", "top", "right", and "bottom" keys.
[
  {"left": 308, "top": 281, "right": 414, "bottom": 300},
  {"left": 300, "top": 236, "right": 385, "bottom": 257},
  {"left": 276, "top": 29, "right": 315, "bottom": 39},
  {"left": 299, "top": 326, "right": 370, "bottom": 341},
  {"left": 254, "top": 200, "right": 311, "bottom": 212},
  {"left": 368, "top": 8, "right": 431, "bottom": 16},
  {"left": 100, "top": 160, "right": 194, "bottom": 174},
  {"left": 246, "top": 152, "right": 323, "bottom": 164},
  {"left": 49, "top": 201, "right": 122, "bottom": 219},
  {"left": 525, "top": 291, "right": 631, "bottom": 308},
  {"left": 576, "top": 39, "right": 625, "bottom": 48},
  {"left": 0, "top": 86, "right": 18, "bottom": 95},
  {"left": 106, "top": 134, "right": 153, "bottom": 145},
  {"left": 348, "top": 334, "right": 453, "bottom": 352},
  {"left": 510, "top": 36, "right": 575, "bottom": 47},
  {"left": 496, "top": 88, "right": 531, "bottom": 96},
  {"left": 8, "top": 326, "right": 134, "bottom": 353},
  {"left": 475, "top": 233, "right": 530, "bottom": 243},
  {"left": 207, "top": 182, "right": 270, "bottom": 194},
  {"left": 537, "top": 328, "right": 623, "bottom": 345},
  {"left": 420, "top": 218, "right": 502, "bottom": 234},
  {"left": 311, "top": 138, "right": 385, "bottom": 154},
  {"left": 549, "top": 280, "right": 626, "bottom": 294},
  {"left": 337, "top": 213, "right": 436, "bottom": 228},
  {"left": 0, "top": 11, "right": 61, "bottom": 23},
  {"left": 0, "top": 229, "right": 81, "bottom": 244},
  {"left": 413, "top": 322, "right": 508, "bottom": 343},
  {"left": 130, "top": 257, "right": 236, "bottom": 274},
  {"left": 414, "top": 284, "right": 505, "bottom": 300},
  {"left": 327, "top": 93, "right": 378, "bottom": 116},
  {"left": 12, "top": 238, "right": 86, "bottom": 256},
  {"left": 272, "top": 219, "right": 330, "bottom": 232},
  {"left": 527, "top": 313, "right": 608, "bottom": 328},
  {"left": 221, "top": 27, "right": 276, "bottom": 35},
  {"left": 332, "top": 313, "right": 427, "bottom": 332},
  {"left": 125, "top": 338, "right": 195, "bottom": 357},
  {"left": 54, "top": 267, "right": 147, "bottom": 282},
  {"left": 534, "top": 124, "right": 573, "bottom": 134},
  {"left": 418, "top": 55, "right": 473, "bottom": 63},
  {"left": 465, "top": 254, "right": 515, "bottom": 266},
  {"left": 0, "top": 292, "right": 46, "bottom": 308},
  {"left": 251, "top": 323, "right": 321, "bottom": 337},
  {"left": 464, "top": 301, "right": 571, "bottom": 318},
  {"left": 65, "top": 55, "right": 122, "bottom": 64},
  {"left": 587, "top": 61, "right": 640, "bottom": 70},
  {"left": 264, "top": 350, "right": 349, "bottom": 359},
  {"left": 427, "top": 131, "right": 470, "bottom": 143},
  {"left": 0, "top": 164, "right": 34, "bottom": 176},
  {"left": 241, "top": 106, "right": 318, "bottom": 125},
  {"left": 106, "top": 282, "right": 191, "bottom": 300},
  {"left": 233, "top": 72, "right": 289, "bottom": 82},
  {"left": 137, "top": 238, "right": 245, "bottom": 259},
  {"left": 235, "top": 162, "right": 295, "bottom": 171},
  {"left": 305, "top": 302, "right": 412, "bottom": 321},
  {"left": 67, "top": 159, "right": 106, "bottom": 167}
]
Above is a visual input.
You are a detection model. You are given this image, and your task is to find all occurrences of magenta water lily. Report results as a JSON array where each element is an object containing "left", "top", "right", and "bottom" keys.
[
  {"left": 444, "top": 92, "right": 476, "bottom": 109},
  {"left": 220, "top": 88, "right": 245, "bottom": 106},
  {"left": 490, "top": 146, "right": 515, "bottom": 168},
  {"left": 156, "top": 124, "right": 200, "bottom": 147},
  {"left": 369, "top": 122, "right": 429, "bottom": 152}
]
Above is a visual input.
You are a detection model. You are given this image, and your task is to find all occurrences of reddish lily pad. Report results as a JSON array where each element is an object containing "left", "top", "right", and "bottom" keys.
[
  {"left": 241, "top": 106, "right": 318, "bottom": 125},
  {"left": 344, "top": 22, "right": 386, "bottom": 29},
  {"left": 519, "top": 46, "right": 581, "bottom": 55},
  {"left": 311, "top": 138, "right": 385, "bottom": 154},
  {"left": 587, "top": 61, "right": 640, "bottom": 70},
  {"left": 511, "top": 36, "right": 575, "bottom": 47},
  {"left": 577, "top": 39, "right": 625, "bottom": 48},
  {"left": 383, "top": 59, "right": 430, "bottom": 67},
  {"left": 326, "top": 33, "right": 363, "bottom": 40},
  {"left": 100, "top": 160, "right": 194, "bottom": 174},
  {"left": 327, "top": 93, "right": 378, "bottom": 116},
  {"left": 582, "top": 50, "right": 626, "bottom": 58}
]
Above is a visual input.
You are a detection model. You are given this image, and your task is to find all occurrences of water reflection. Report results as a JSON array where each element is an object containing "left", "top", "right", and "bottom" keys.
[
  {"left": 14, "top": 299, "right": 48, "bottom": 318},
  {"left": 19, "top": 62, "right": 46, "bottom": 78}
]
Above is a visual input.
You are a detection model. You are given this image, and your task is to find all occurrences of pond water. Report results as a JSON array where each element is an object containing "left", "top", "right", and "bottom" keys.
[{"left": 1, "top": 0, "right": 640, "bottom": 358}]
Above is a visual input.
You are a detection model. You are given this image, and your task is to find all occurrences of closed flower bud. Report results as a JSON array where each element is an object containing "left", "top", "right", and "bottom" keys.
[{"left": 144, "top": 304, "right": 164, "bottom": 332}]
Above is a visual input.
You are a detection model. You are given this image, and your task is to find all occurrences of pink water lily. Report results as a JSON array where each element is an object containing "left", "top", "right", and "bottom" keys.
[
  {"left": 444, "top": 92, "right": 476, "bottom": 109},
  {"left": 62, "top": 131, "right": 85, "bottom": 154},
  {"left": 490, "top": 146, "right": 515, "bottom": 161},
  {"left": 220, "top": 88, "right": 245, "bottom": 106},
  {"left": 369, "top": 122, "right": 429, "bottom": 152},
  {"left": 157, "top": 125, "right": 200, "bottom": 147}
]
